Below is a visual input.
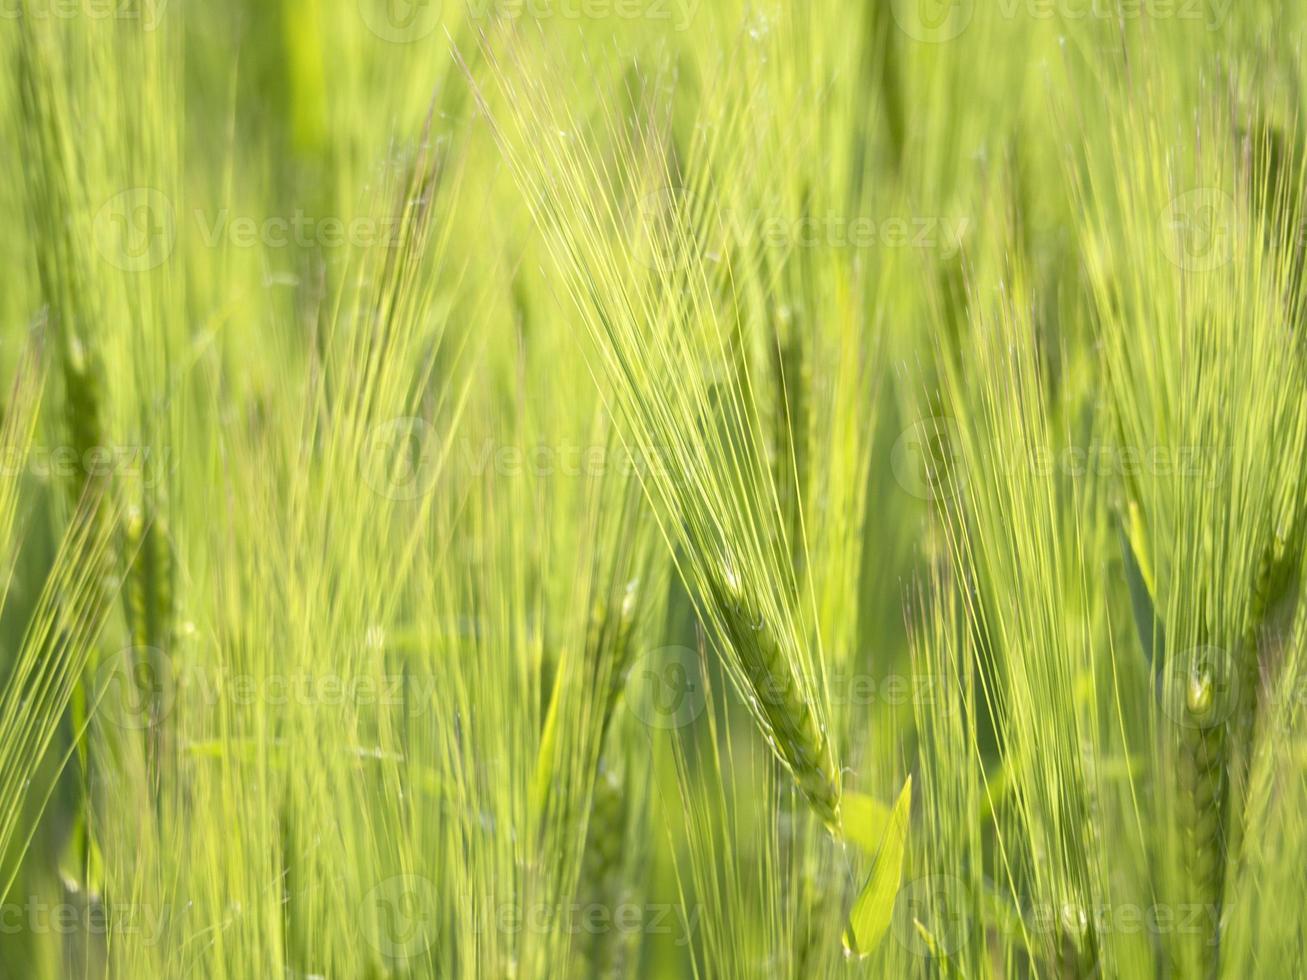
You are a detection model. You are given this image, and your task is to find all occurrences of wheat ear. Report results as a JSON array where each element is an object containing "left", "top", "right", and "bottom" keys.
[{"left": 711, "top": 570, "right": 840, "bottom": 831}]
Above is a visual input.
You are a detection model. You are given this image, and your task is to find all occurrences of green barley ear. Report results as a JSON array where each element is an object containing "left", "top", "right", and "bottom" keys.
[
  {"left": 0, "top": 487, "right": 123, "bottom": 905},
  {"left": 1226, "top": 512, "right": 1304, "bottom": 868},
  {"left": 1173, "top": 657, "right": 1228, "bottom": 976},
  {"left": 120, "top": 491, "right": 175, "bottom": 786},
  {"left": 470, "top": 39, "right": 847, "bottom": 834},
  {"left": 55, "top": 356, "right": 116, "bottom": 895},
  {"left": 572, "top": 755, "right": 645, "bottom": 979},
  {"left": 597, "top": 580, "right": 640, "bottom": 745},
  {"left": 533, "top": 579, "right": 641, "bottom": 817},
  {"left": 861, "top": 0, "right": 905, "bottom": 173},
  {"left": 575, "top": 765, "right": 627, "bottom": 976},
  {"left": 60, "top": 336, "right": 108, "bottom": 501},
  {"left": 121, "top": 502, "right": 174, "bottom": 654},
  {"left": 712, "top": 568, "right": 840, "bottom": 832},
  {"left": 791, "top": 849, "right": 843, "bottom": 976}
]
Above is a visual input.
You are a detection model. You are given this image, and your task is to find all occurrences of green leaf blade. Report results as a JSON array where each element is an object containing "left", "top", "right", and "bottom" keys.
[{"left": 842, "top": 775, "right": 912, "bottom": 960}]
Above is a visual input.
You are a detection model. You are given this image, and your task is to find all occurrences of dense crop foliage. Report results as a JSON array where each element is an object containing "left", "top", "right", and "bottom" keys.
[{"left": 1, "top": 1, "right": 1305, "bottom": 977}]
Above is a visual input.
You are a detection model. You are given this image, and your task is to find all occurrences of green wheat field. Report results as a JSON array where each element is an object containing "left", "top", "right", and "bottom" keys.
[{"left": 1, "top": 0, "right": 1304, "bottom": 977}]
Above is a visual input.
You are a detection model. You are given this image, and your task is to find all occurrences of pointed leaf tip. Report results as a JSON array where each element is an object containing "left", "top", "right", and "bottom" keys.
[{"left": 842, "top": 775, "right": 911, "bottom": 959}]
